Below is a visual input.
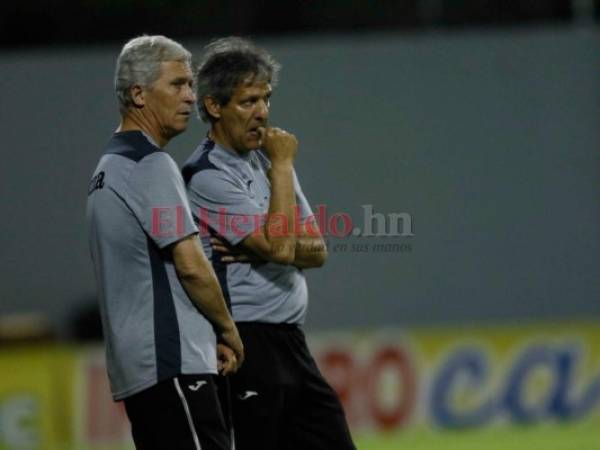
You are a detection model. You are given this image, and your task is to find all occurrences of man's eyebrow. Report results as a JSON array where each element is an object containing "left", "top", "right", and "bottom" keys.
[{"left": 172, "top": 76, "right": 192, "bottom": 83}]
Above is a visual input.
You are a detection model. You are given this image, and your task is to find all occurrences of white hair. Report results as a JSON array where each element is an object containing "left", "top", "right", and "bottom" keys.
[{"left": 114, "top": 35, "right": 191, "bottom": 113}]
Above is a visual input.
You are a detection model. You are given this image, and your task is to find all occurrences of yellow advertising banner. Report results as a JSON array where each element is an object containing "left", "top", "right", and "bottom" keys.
[
  {"left": 308, "top": 320, "right": 600, "bottom": 432},
  {"left": 0, "top": 346, "right": 76, "bottom": 450},
  {"left": 2, "top": 320, "right": 600, "bottom": 448}
]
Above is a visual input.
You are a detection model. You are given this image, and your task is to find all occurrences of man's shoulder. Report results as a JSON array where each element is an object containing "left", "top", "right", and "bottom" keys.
[
  {"left": 92, "top": 132, "right": 162, "bottom": 193},
  {"left": 182, "top": 140, "right": 227, "bottom": 186}
]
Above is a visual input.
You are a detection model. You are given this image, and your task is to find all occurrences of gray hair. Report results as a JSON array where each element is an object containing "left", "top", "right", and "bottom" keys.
[
  {"left": 196, "top": 36, "right": 281, "bottom": 122},
  {"left": 114, "top": 35, "right": 192, "bottom": 113}
]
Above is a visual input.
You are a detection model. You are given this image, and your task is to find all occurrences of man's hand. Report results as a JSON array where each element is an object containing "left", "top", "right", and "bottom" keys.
[
  {"left": 217, "top": 343, "right": 238, "bottom": 375},
  {"left": 260, "top": 127, "right": 298, "bottom": 164},
  {"left": 211, "top": 236, "right": 265, "bottom": 264},
  {"left": 219, "top": 323, "right": 244, "bottom": 369}
]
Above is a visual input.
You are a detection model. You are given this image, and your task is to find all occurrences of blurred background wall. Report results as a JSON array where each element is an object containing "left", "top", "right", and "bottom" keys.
[{"left": 0, "top": 1, "right": 599, "bottom": 338}]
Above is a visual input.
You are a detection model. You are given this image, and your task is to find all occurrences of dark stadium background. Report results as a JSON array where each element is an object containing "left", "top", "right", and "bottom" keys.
[{"left": 1, "top": 1, "right": 597, "bottom": 49}]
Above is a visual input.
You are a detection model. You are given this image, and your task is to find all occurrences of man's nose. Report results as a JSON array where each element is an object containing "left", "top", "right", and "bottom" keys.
[
  {"left": 254, "top": 99, "right": 269, "bottom": 120},
  {"left": 183, "top": 85, "right": 196, "bottom": 104}
]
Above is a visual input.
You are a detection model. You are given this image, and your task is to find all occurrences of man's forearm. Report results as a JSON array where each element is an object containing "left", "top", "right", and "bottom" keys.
[
  {"left": 172, "top": 236, "right": 235, "bottom": 333},
  {"left": 292, "top": 221, "right": 327, "bottom": 268},
  {"left": 293, "top": 236, "right": 327, "bottom": 268},
  {"left": 265, "top": 163, "right": 297, "bottom": 263},
  {"left": 178, "top": 269, "right": 234, "bottom": 333},
  {"left": 172, "top": 235, "right": 244, "bottom": 365}
]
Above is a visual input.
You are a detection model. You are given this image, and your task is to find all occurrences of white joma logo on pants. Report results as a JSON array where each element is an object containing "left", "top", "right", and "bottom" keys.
[
  {"left": 238, "top": 391, "right": 258, "bottom": 400},
  {"left": 188, "top": 381, "right": 207, "bottom": 391}
]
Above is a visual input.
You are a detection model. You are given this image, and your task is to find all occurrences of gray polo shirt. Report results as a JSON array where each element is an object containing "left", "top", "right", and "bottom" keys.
[
  {"left": 87, "top": 131, "right": 217, "bottom": 400},
  {"left": 182, "top": 138, "right": 315, "bottom": 325}
]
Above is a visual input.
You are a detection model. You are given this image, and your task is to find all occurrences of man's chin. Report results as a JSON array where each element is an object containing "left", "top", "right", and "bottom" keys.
[
  {"left": 246, "top": 138, "right": 262, "bottom": 151},
  {"left": 162, "top": 128, "right": 186, "bottom": 144},
  {"left": 172, "top": 123, "right": 190, "bottom": 134}
]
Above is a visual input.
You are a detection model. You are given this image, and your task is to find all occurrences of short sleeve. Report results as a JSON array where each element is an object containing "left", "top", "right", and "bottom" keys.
[
  {"left": 127, "top": 152, "right": 197, "bottom": 248},
  {"left": 187, "top": 169, "right": 265, "bottom": 245}
]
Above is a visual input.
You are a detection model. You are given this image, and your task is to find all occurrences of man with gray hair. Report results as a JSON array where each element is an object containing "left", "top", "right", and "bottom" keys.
[
  {"left": 183, "top": 37, "right": 356, "bottom": 450},
  {"left": 87, "top": 35, "right": 243, "bottom": 450}
]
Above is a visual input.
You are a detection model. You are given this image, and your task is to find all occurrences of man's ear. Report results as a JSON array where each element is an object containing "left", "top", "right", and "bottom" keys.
[
  {"left": 204, "top": 96, "right": 221, "bottom": 120},
  {"left": 130, "top": 85, "right": 145, "bottom": 109}
]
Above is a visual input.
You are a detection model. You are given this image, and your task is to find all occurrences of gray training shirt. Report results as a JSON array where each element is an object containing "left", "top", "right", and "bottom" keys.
[
  {"left": 182, "top": 138, "right": 315, "bottom": 325},
  {"left": 87, "top": 131, "right": 217, "bottom": 400}
]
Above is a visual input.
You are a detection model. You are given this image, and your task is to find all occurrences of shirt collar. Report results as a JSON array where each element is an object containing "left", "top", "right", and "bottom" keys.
[{"left": 141, "top": 131, "right": 160, "bottom": 148}]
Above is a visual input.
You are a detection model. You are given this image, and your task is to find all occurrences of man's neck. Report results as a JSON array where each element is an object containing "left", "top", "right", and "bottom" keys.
[
  {"left": 209, "top": 127, "right": 230, "bottom": 152},
  {"left": 209, "top": 126, "right": 248, "bottom": 157},
  {"left": 119, "top": 114, "right": 167, "bottom": 148}
]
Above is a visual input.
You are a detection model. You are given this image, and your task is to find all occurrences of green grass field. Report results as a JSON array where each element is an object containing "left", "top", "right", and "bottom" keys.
[
  {"left": 353, "top": 421, "right": 600, "bottom": 450},
  {"left": 49, "top": 420, "right": 600, "bottom": 450}
]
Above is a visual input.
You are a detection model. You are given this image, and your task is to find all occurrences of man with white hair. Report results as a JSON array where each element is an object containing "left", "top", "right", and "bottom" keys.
[{"left": 87, "top": 35, "right": 243, "bottom": 450}]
